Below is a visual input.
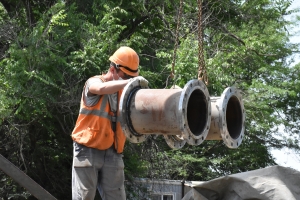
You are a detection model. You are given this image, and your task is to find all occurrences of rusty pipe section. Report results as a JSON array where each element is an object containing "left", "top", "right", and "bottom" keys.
[
  {"left": 206, "top": 87, "right": 245, "bottom": 148},
  {"left": 119, "top": 78, "right": 211, "bottom": 148}
]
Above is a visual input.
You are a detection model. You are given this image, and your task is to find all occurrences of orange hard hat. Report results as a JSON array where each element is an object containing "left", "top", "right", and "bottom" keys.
[{"left": 109, "top": 46, "right": 139, "bottom": 77}]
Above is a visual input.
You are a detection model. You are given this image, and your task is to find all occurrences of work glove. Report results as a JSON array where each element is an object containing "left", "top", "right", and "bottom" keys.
[{"left": 134, "top": 76, "right": 149, "bottom": 88}]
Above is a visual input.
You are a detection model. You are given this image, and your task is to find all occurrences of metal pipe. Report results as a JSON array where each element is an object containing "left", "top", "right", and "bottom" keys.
[
  {"left": 206, "top": 87, "right": 245, "bottom": 148},
  {"left": 119, "top": 78, "right": 245, "bottom": 149},
  {"left": 130, "top": 89, "right": 183, "bottom": 135},
  {"left": 119, "top": 79, "right": 211, "bottom": 148}
]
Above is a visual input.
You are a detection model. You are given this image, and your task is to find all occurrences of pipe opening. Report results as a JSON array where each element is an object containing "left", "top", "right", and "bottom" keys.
[
  {"left": 226, "top": 96, "right": 243, "bottom": 139},
  {"left": 187, "top": 89, "right": 208, "bottom": 136}
]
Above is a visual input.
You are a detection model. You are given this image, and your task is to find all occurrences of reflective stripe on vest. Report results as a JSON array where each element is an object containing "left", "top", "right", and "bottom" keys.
[{"left": 79, "top": 108, "right": 121, "bottom": 123}]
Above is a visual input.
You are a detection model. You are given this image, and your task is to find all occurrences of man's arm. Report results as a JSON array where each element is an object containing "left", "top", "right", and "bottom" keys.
[{"left": 89, "top": 79, "right": 131, "bottom": 95}]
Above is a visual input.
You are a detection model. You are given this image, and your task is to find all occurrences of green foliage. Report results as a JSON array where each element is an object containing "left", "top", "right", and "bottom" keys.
[{"left": 0, "top": 3, "right": 7, "bottom": 22}]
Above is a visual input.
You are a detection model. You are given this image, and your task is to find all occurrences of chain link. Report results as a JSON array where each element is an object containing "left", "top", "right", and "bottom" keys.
[
  {"left": 197, "top": 0, "right": 208, "bottom": 85},
  {"left": 171, "top": 0, "right": 184, "bottom": 79}
]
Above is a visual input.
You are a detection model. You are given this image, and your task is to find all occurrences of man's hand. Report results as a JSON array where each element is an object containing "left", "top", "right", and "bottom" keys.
[{"left": 134, "top": 76, "right": 149, "bottom": 88}]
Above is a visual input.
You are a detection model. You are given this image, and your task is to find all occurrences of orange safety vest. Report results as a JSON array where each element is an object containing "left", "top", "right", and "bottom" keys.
[{"left": 71, "top": 77, "right": 126, "bottom": 153}]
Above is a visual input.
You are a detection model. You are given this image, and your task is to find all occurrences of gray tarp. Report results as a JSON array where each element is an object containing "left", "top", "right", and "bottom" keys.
[{"left": 182, "top": 166, "right": 300, "bottom": 200}]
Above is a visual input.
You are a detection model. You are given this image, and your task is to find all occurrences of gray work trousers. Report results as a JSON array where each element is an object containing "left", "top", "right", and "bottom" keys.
[{"left": 72, "top": 142, "right": 126, "bottom": 200}]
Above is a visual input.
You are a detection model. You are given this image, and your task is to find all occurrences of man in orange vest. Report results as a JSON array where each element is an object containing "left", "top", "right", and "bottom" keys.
[{"left": 71, "top": 46, "right": 141, "bottom": 200}]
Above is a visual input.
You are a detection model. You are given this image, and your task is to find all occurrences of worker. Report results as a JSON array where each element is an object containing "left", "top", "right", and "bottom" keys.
[{"left": 71, "top": 46, "right": 146, "bottom": 200}]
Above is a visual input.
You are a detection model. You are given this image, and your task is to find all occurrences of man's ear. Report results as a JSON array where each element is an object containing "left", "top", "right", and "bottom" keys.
[{"left": 109, "top": 65, "right": 114, "bottom": 73}]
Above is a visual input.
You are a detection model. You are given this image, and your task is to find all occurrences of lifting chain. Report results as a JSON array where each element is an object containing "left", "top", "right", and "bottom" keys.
[
  {"left": 197, "top": 0, "right": 208, "bottom": 85},
  {"left": 170, "top": 0, "right": 184, "bottom": 80},
  {"left": 170, "top": 0, "right": 208, "bottom": 85}
]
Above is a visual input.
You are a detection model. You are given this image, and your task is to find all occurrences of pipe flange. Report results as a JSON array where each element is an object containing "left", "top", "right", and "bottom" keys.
[
  {"left": 219, "top": 87, "right": 245, "bottom": 148},
  {"left": 119, "top": 77, "right": 149, "bottom": 143},
  {"left": 163, "top": 134, "right": 186, "bottom": 149},
  {"left": 179, "top": 79, "right": 211, "bottom": 146}
]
